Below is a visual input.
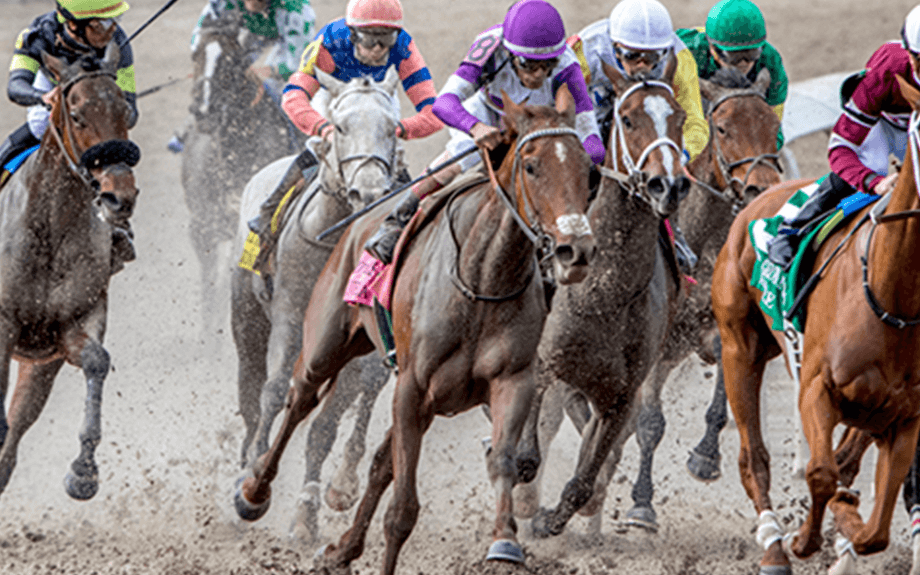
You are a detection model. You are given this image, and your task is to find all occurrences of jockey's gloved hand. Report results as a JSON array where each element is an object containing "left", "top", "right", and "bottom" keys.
[{"left": 681, "top": 149, "right": 690, "bottom": 166}]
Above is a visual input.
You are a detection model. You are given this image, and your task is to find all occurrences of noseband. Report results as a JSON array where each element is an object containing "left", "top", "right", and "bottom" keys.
[
  {"left": 598, "top": 80, "right": 683, "bottom": 209},
  {"left": 449, "top": 126, "right": 581, "bottom": 302},
  {"left": 47, "top": 70, "right": 140, "bottom": 192}
]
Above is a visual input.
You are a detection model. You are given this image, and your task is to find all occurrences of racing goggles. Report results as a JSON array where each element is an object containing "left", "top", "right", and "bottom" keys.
[
  {"left": 614, "top": 45, "right": 668, "bottom": 66},
  {"left": 86, "top": 18, "right": 117, "bottom": 35},
  {"left": 512, "top": 55, "right": 559, "bottom": 73},
  {"left": 714, "top": 46, "right": 763, "bottom": 66},
  {"left": 352, "top": 28, "right": 400, "bottom": 49}
]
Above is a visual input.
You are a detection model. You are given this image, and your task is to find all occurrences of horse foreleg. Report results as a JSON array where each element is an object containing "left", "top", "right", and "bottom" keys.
[
  {"left": 687, "top": 334, "right": 728, "bottom": 482},
  {"left": 0, "top": 361, "right": 61, "bottom": 494},
  {"left": 65, "top": 341, "right": 110, "bottom": 500},
  {"left": 485, "top": 369, "right": 535, "bottom": 562},
  {"left": 834, "top": 426, "right": 873, "bottom": 488},
  {"left": 833, "top": 418, "right": 920, "bottom": 557},
  {"left": 326, "top": 359, "right": 391, "bottom": 513},
  {"left": 513, "top": 377, "right": 565, "bottom": 520}
]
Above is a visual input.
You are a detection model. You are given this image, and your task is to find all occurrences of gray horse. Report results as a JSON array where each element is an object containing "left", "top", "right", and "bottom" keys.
[
  {"left": 182, "top": 12, "right": 299, "bottom": 340},
  {"left": 230, "top": 66, "right": 403, "bottom": 542},
  {"left": 0, "top": 46, "right": 139, "bottom": 498}
]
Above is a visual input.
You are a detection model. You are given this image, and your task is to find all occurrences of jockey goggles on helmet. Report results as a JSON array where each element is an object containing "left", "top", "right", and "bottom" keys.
[
  {"left": 351, "top": 27, "right": 400, "bottom": 49},
  {"left": 512, "top": 55, "right": 559, "bottom": 73},
  {"left": 614, "top": 44, "right": 668, "bottom": 66},
  {"left": 714, "top": 45, "right": 762, "bottom": 66}
]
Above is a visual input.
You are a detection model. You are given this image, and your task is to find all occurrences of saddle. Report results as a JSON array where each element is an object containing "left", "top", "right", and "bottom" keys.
[{"left": 0, "top": 145, "right": 40, "bottom": 191}]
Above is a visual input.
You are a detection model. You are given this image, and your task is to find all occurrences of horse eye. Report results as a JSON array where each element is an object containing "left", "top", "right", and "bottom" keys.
[
  {"left": 524, "top": 161, "right": 537, "bottom": 176},
  {"left": 717, "top": 125, "right": 727, "bottom": 135},
  {"left": 70, "top": 112, "right": 83, "bottom": 127},
  {"left": 621, "top": 115, "right": 633, "bottom": 129}
]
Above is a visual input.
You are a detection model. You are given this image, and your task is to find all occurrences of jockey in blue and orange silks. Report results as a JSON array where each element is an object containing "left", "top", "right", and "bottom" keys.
[
  {"left": 248, "top": 0, "right": 443, "bottom": 245},
  {"left": 767, "top": 3, "right": 920, "bottom": 267},
  {"left": 362, "top": 0, "right": 604, "bottom": 265}
]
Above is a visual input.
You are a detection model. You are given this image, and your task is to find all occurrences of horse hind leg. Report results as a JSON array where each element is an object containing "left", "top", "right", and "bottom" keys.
[
  {"left": 902, "top": 437, "right": 920, "bottom": 575},
  {"left": 0, "top": 360, "right": 62, "bottom": 495},
  {"left": 687, "top": 334, "right": 729, "bottom": 482},
  {"left": 325, "top": 358, "right": 391, "bottom": 513},
  {"left": 65, "top": 342, "right": 110, "bottom": 500}
]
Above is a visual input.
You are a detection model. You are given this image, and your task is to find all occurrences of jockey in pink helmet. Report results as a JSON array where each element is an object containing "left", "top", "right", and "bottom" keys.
[{"left": 363, "top": 0, "right": 604, "bottom": 264}]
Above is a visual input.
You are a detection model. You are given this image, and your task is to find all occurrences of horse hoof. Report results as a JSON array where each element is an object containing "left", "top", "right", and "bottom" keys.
[
  {"left": 324, "top": 485, "right": 358, "bottom": 512},
  {"left": 64, "top": 472, "right": 98, "bottom": 500},
  {"left": 625, "top": 506, "right": 658, "bottom": 533},
  {"left": 686, "top": 448, "right": 721, "bottom": 483},
  {"left": 486, "top": 539, "right": 524, "bottom": 563},
  {"left": 234, "top": 476, "right": 270, "bottom": 521},
  {"left": 827, "top": 551, "right": 858, "bottom": 575},
  {"left": 530, "top": 507, "right": 561, "bottom": 539},
  {"left": 758, "top": 566, "right": 793, "bottom": 575}
]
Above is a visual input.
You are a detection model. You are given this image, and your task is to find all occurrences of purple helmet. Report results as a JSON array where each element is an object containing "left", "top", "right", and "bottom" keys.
[{"left": 502, "top": 0, "right": 567, "bottom": 60}]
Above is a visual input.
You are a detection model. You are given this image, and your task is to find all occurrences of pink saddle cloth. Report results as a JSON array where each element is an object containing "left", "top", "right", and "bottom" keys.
[{"left": 343, "top": 252, "right": 397, "bottom": 309}]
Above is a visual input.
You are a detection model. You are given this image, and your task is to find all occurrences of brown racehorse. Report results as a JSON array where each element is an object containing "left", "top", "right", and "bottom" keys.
[
  {"left": 713, "top": 73, "right": 920, "bottom": 575},
  {"left": 0, "top": 45, "right": 139, "bottom": 498},
  {"left": 233, "top": 95, "right": 597, "bottom": 574}
]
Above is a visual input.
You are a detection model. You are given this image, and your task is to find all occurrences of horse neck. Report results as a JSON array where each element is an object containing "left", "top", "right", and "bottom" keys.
[
  {"left": 688, "top": 140, "right": 721, "bottom": 189},
  {"left": 24, "top": 134, "right": 95, "bottom": 232},
  {"left": 869, "top": 145, "right": 920, "bottom": 312}
]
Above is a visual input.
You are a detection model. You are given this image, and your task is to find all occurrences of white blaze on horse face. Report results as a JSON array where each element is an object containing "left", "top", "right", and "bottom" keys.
[
  {"left": 556, "top": 214, "right": 592, "bottom": 237},
  {"left": 644, "top": 94, "right": 675, "bottom": 179},
  {"left": 201, "top": 42, "right": 222, "bottom": 114},
  {"left": 555, "top": 141, "right": 567, "bottom": 165}
]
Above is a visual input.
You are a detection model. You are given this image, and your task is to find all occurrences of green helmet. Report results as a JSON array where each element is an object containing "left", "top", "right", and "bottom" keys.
[{"left": 705, "top": 0, "right": 766, "bottom": 51}]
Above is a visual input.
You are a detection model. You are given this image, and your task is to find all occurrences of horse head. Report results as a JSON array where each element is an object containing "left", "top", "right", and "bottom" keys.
[
  {"left": 601, "top": 59, "right": 690, "bottom": 217},
  {"left": 190, "top": 13, "right": 255, "bottom": 133},
  {"left": 314, "top": 66, "right": 402, "bottom": 211},
  {"left": 42, "top": 43, "right": 140, "bottom": 224},
  {"left": 697, "top": 67, "right": 782, "bottom": 207},
  {"left": 494, "top": 91, "right": 596, "bottom": 285}
]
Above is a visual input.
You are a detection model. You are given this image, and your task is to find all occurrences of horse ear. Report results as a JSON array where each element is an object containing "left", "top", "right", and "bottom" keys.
[
  {"left": 601, "top": 60, "right": 630, "bottom": 96},
  {"left": 102, "top": 41, "right": 120, "bottom": 73},
  {"left": 896, "top": 74, "right": 920, "bottom": 111},
  {"left": 501, "top": 89, "right": 522, "bottom": 136},
  {"left": 752, "top": 66, "right": 771, "bottom": 96},
  {"left": 314, "top": 67, "right": 347, "bottom": 98},
  {"left": 40, "top": 51, "right": 66, "bottom": 82},
  {"left": 661, "top": 52, "right": 678, "bottom": 86},
  {"left": 381, "top": 65, "right": 400, "bottom": 95},
  {"left": 554, "top": 83, "right": 576, "bottom": 126},
  {"left": 698, "top": 76, "right": 723, "bottom": 104}
]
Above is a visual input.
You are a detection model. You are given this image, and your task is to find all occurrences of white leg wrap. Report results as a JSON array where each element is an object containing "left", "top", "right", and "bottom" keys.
[
  {"left": 756, "top": 510, "right": 785, "bottom": 551},
  {"left": 298, "top": 481, "right": 322, "bottom": 505},
  {"left": 834, "top": 534, "right": 856, "bottom": 558}
]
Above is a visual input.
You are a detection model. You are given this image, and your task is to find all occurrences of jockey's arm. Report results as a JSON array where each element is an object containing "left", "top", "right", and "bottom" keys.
[
  {"left": 828, "top": 115, "right": 883, "bottom": 193},
  {"left": 268, "top": 0, "right": 316, "bottom": 81},
  {"left": 282, "top": 37, "right": 336, "bottom": 137},
  {"left": 555, "top": 61, "right": 605, "bottom": 164},
  {"left": 114, "top": 32, "right": 139, "bottom": 129},
  {"left": 7, "top": 69, "right": 43, "bottom": 107},
  {"left": 394, "top": 39, "right": 441, "bottom": 140},
  {"left": 432, "top": 62, "right": 488, "bottom": 134},
  {"left": 673, "top": 47, "right": 708, "bottom": 162}
]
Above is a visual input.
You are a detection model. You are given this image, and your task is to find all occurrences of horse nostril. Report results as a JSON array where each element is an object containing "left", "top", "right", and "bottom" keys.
[
  {"left": 347, "top": 189, "right": 362, "bottom": 205},
  {"left": 675, "top": 176, "right": 691, "bottom": 201},
  {"left": 647, "top": 176, "right": 666, "bottom": 199},
  {"left": 555, "top": 244, "right": 575, "bottom": 265},
  {"left": 743, "top": 185, "right": 763, "bottom": 204}
]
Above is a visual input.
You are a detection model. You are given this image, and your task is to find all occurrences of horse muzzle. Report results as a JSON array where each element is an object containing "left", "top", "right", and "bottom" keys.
[
  {"left": 552, "top": 234, "right": 596, "bottom": 285},
  {"left": 647, "top": 174, "right": 691, "bottom": 217}
]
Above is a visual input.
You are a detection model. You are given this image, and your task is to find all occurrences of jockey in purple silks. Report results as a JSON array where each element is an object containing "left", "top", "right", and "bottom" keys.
[
  {"left": 767, "top": 3, "right": 920, "bottom": 267},
  {"left": 363, "top": 0, "right": 604, "bottom": 265}
]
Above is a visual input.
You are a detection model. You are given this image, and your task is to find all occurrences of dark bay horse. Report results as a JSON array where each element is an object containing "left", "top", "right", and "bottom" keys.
[
  {"left": 234, "top": 96, "right": 596, "bottom": 574},
  {"left": 183, "top": 12, "right": 298, "bottom": 338},
  {"left": 511, "top": 61, "right": 688, "bottom": 539},
  {"left": 713, "top": 74, "right": 920, "bottom": 575},
  {"left": 231, "top": 67, "right": 402, "bottom": 541},
  {"left": 0, "top": 46, "right": 139, "bottom": 498}
]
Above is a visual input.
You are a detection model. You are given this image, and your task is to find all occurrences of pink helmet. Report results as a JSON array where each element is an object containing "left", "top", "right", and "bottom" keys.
[
  {"left": 502, "top": 0, "right": 567, "bottom": 60},
  {"left": 345, "top": 0, "right": 403, "bottom": 29}
]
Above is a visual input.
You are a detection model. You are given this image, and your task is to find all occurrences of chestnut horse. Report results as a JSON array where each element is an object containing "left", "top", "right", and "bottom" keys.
[
  {"left": 233, "top": 96, "right": 596, "bottom": 574},
  {"left": 713, "top": 74, "right": 920, "bottom": 575},
  {"left": 0, "top": 46, "right": 139, "bottom": 498}
]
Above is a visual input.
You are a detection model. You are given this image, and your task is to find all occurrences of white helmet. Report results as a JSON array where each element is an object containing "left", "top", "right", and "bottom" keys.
[
  {"left": 902, "top": 4, "right": 920, "bottom": 53},
  {"left": 608, "top": 0, "right": 674, "bottom": 50}
]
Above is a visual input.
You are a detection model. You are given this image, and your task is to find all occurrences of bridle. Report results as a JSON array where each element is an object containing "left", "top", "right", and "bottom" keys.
[
  {"left": 45, "top": 69, "right": 140, "bottom": 193},
  {"left": 447, "top": 126, "right": 581, "bottom": 302},
  {"left": 693, "top": 89, "right": 782, "bottom": 214},
  {"left": 596, "top": 80, "right": 683, "bottom": 209}
]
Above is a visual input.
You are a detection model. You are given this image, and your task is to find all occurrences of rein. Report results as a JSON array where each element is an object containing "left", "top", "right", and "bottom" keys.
[{"left": 447, "top": 126, "right": 580, "bottom": 302}]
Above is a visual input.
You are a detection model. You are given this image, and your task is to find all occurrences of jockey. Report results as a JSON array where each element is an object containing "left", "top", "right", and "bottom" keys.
[
  {"left": 566, "top": 0, "right": 706, "bottom": 271},
  {"left": 768, "top": 4, "right": 920, "bottom": 268},
  {"left": 363, "top": 0, "right": 605, "bottom": 265},
  {"left": 0, "top": 0, "right": 137, "bottom": 267},
  {"left": 676, "top": 0, "right": 788, "bottom": 149},
  {"left": 168, "top": 0, "right": 316, "bottom": 152},
  {"left": 247, "top": 0, "right": 442, "bottom": 249}
]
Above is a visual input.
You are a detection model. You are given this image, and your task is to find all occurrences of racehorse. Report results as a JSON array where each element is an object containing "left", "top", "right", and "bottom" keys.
[
  {"left": 0, "top": 45, "right": 139, "bottom": 498},
  {"left": 231, "top": 66, "right": 404, "bottom": 541},
  {"left": 713, "top": 74, "right": 920, "bottom": 575},
  {"left": 183, "top": 12, "right": 298, "bottom": 339},
  {"left": 510, "top": 61, "right": 689, "bottom": 539},
  {"left": 234, "top": 95, "right": 597, "bottom": 574}
]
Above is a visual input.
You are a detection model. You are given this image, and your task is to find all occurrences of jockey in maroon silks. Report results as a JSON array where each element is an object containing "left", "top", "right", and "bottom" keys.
[
  {"left": 363, "top": 0, "right": 604, "bottom": 265},
  {"left": 768, "top": 4, "right": 920, "bottom": 266}
]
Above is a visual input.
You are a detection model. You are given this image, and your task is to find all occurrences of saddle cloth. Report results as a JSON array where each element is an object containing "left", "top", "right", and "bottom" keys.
[
  {"left": 749, "top": 176, "right": 879, "bottom": 331},
  {"left": 237, "top": 176, "right": 307, "bottom": 275}
]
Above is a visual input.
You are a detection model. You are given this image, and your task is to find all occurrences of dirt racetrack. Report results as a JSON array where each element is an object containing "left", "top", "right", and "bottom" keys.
[{"left": 0, "top": 0, "right": 917, "bottom": 573}]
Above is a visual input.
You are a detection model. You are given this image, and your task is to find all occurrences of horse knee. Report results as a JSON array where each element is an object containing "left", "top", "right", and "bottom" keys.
[
  {"left": 636, "top": 405, "right": 665, "bottom": 449},
  {"left": 806, "top": 465, "right": 838, "bottom": 500},
  {"left": 80, "top": 345, "right": 110, "bottom": 380},
  {"left": 561, "top": 476, "right": 594, "bottom": 511}
]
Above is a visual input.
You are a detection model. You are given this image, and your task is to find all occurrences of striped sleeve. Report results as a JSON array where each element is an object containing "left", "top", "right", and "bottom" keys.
[
  {"left": 396, "top": 39, "right": 441, "bottom": 139},
  {"left": 281, "top": 37, "right": 335, "bottom": 136},
  {"left": 673, "top": 48, "right": 709, "bottom": 161}
]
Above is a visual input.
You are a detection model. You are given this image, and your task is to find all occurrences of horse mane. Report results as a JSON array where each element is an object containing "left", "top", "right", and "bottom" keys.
[{"left": 709, "top": 67, "right": 753, "bottom": 90}]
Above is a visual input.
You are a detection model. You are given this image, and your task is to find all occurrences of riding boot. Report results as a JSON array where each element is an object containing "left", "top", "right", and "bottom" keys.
[
  {"left": 248, "top": 148, "right": 320, "bottom": 242},
  {"left": 110, "top": 220, "right": 136, "bottom": 275},
  {"left": 363, "top": 164, "right": 459, "bottom": 265},
  {"left": 672, "top": 225, "right": 698, "bottom": 274},
  {"left": 767, "top": 172, "right": 855, "bottom": 270},
  {"left": 0, "top": 124, "right": 40, "bottom": 185}
]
